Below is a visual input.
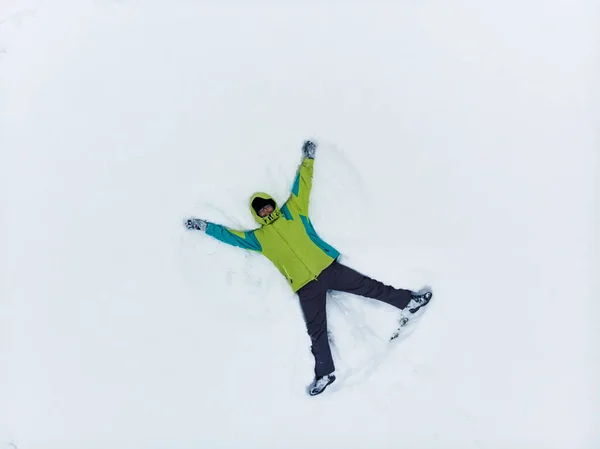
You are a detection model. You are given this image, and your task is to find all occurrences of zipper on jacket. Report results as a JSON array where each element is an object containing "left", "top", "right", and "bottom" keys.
[
  {"left": 282, "top": 265, "right": 293, "bottom": 284},
  {"left": 272, "top": 222, "right": 319, "bottom": 282}
]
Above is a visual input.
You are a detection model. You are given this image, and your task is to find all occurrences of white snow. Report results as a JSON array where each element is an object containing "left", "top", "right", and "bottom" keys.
[{"left": 1, "top": 1, "right": 598, "bottom": 448}]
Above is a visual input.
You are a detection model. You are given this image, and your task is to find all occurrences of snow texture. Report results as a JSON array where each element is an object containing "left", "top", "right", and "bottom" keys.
[{"left": 1, "top": 1, "right": 598, "bottom": 448}]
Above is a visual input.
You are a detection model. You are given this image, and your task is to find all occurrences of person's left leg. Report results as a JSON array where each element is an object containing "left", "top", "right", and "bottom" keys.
[{"left": 324, "top": 261, "right": 412, "bottom": 310}]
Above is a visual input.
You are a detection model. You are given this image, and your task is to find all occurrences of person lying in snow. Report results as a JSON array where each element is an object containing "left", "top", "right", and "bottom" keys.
[{"left": 184, "top": 140, "right": 432, "bottom": 396}]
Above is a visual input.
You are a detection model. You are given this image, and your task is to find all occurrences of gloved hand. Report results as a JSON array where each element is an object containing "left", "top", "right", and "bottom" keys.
[
  {"left": 302, "top": 140, "right": 317, "bottom": 159},
  {"left": 184, "top": 218, "right": 208, "bottom": 231}
]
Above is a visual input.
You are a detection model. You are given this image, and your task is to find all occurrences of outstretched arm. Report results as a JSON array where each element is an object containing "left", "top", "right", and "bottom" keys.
[
  {"left": 288, "top": 140, "right": 316, "bottom": 214},
  {"left": 185, "top": 218, "right": 262, "bottom": 252}
]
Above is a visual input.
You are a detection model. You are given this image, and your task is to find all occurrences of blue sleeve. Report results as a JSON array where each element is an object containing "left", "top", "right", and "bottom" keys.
[{"left": 205, "top": 223, "right": 262, "bottom": 252}]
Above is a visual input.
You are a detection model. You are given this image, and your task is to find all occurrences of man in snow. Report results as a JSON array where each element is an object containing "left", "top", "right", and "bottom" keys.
[{"left": 184, "top": 140, "right": 432, "bottom": 396}]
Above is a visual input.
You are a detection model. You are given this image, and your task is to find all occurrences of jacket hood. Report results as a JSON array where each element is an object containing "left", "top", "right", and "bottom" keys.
[{"left": 249, "top": 192, "right": 281, "bottom": 226}]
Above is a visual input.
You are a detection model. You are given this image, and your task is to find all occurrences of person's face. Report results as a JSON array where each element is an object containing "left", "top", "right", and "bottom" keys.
[{"left": 258, "top": 204, "right": 274, "bottom": 218}]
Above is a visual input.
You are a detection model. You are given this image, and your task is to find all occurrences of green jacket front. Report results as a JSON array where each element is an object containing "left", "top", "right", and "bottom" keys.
[{"left": 205, "top": 158, "right": 340, "bottom": 292}]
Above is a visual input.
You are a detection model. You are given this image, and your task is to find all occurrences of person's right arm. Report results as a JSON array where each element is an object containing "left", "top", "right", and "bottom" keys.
[{"left": 184, "top": 218, "right": 262, "bottom": 251}]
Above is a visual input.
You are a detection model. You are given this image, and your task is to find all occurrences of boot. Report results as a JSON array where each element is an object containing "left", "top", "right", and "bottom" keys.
[
  {"left": 405, "top": 289, "right": 433, "bottom": 314},
  {"left": 308, "top": 373, "right": 336, "bottom": 396}
]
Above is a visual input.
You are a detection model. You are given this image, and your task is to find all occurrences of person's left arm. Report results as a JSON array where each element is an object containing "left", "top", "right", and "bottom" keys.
[{"left": 286, "top": 140, "right": 316, "bottom": 215}]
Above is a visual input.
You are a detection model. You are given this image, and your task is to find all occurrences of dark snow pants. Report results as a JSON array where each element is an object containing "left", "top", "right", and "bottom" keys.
[{"left": 297, "top": 261, "right": 412, "bottom": 378}]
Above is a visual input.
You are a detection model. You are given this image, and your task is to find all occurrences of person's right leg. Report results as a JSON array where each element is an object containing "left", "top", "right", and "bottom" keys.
[{"left": 297, "top": 279, "right": 335, "bottom": 378}]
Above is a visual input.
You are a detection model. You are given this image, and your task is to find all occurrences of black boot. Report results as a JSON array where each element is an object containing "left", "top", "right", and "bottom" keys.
[
  {"left": 308, "top": 373, "right": 336, "bottom": 396},
  {"left": 390, "top": 289, "right": 433, "bottom": 341},
  {"left": 405, "top": 290, "right": 433, "bottom": 313}
]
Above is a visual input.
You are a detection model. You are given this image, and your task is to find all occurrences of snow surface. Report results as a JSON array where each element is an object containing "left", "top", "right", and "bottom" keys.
[{"left": 1, "top": 1, "right": 598, "bottom": 448}]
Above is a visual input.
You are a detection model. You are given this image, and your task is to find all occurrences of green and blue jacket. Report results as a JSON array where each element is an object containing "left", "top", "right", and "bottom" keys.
[{"left": 205, "top": 158, "right": 339, "bottom": 292}]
